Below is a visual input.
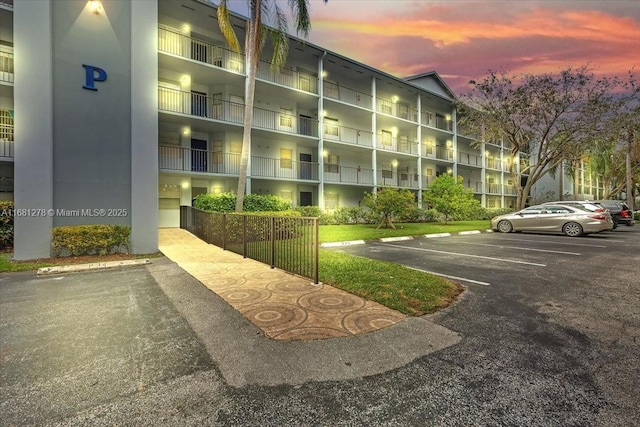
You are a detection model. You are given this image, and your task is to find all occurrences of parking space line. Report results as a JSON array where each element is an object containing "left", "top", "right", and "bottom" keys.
[
  {"left": 377, "top": 243, "right": 547, "bottom": 266},
  {"left": 488, "top": 237, "right": 607, "bottom": 248},
  {"left": 464, "top": 242, "right": 581, "bottom": 255},
  {"left": 407, "top": 266, "right": 490, "bottom": 286}
]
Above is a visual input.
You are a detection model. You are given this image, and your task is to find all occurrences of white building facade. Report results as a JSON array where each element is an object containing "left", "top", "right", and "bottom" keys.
[{"left": 9, "top": 0, "right": 601, "bottom": 260}]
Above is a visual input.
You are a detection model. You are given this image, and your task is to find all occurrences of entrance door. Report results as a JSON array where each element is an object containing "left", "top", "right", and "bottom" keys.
[
  {"left": 191, "top": 139, "right": 207, "bottom": 172},
  {"left": 300, "top": 191, "right": 313, "bottom": 206},
  {"left": 299, "top": 153, "right": 312, "bottom": 179}
]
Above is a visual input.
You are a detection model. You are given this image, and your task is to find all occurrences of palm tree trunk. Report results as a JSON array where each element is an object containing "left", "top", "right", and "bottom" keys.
[{"left": 235, "top": 9, "right": 261, "bottom": 212}]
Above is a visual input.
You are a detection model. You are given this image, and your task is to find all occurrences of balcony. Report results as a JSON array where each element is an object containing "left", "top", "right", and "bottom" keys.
[
  {"left": 377, "top": 98, "right": 418, "bottom": 122},
  {"left": 376, "top": 134, "right": 419, "bottom": 155},
  {"left": 159, "top": 26, "right": 245, "bottom": 74},
  {"left": 0, "top": 47, "right": 13, "bottom": 84},
  {"left": 485, "top": 158, "right": 501, "bottom": 170},
  {"left": 486, "top": 183, "right": 501, "bottom": 194},
  {"left": 0, "top": 140, "right": 13, "bottom": 159},
  {"left": 377, "top": 170, "right": 420, "bottom": 188},
  {"left": 458, "top": 151, "right": 482, "bottom": 167},
  {"left": 159, "top": 145, "right": 319, "bottom": 181},
  {"left": 435, "top": 146, "right": 454, "bottom": 161},
  {"left": 158, "top": 86, "right": 318, "bottom": 137},
  {"left": 323, "top": 81, "right": 372, "bottom": 108},
  {"left": 159, "top": 145, "right": 241, "bottom": 174},
  {"left": 0, "top": 0, "right": 13, "bottom": 7},
  {"left": 257, "top": 60, "right": 317, "bottom": 94},
  {"left": 252, "top": 156, "right": 318, "bottom": 181},
  {"left": 323, "top": 165, "right": 374, "bottom": 185},
  {"left": 421, "top": 111, "right": 452, "bottom": 132},
  {"left": 323, "top": 123, "right": 373, "bottom": 147}
]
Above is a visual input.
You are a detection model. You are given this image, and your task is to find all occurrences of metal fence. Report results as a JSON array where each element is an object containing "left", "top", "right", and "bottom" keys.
[{"left": 180, "top": 206, "right": 319, "bottom": 283}]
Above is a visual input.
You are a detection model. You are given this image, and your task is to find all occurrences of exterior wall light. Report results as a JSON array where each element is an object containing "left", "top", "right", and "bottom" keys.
[{"left": 88, "top": 0, "right": 102, "bottom": 14}]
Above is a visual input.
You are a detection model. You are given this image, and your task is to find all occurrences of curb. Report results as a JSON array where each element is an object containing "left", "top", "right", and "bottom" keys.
[
  {"left": 320, "top": 229, "right": 493, "bottom": 248},
  {"left": 37, "top": 259, "right": 151, "bottom": 276}
]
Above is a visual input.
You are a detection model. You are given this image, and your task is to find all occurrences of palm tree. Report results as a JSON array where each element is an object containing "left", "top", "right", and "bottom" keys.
[{"left": 215, "top": 0, "right": 319, "bottom": 212}]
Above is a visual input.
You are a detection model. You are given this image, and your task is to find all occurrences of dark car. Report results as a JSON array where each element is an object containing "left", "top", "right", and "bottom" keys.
[{"left": 593, "top": 200, "right": 634, "bottom": 227}]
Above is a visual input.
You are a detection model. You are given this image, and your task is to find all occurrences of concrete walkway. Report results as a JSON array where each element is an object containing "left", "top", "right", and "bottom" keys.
[{"left": 158, "top": 228, "right": 406, "bottom": 341}]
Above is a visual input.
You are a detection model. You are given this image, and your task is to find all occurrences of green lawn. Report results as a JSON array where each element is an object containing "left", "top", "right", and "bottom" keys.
[
  {"left": 319, "top": 249, "right": 462, "bottom": 316},
  {"left": 318, "top": 220, "right": 490, "bottom": 243},
  {"left": 0, "top": 253, "right": 55, "bottom": 272}
]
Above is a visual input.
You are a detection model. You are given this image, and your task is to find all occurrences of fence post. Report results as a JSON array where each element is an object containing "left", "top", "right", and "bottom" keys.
[
  {"left": 313, "top": 217, "right": 319, "bottom": 284},
  {"left": 270, "top": 216, "right": 275, "bottom": 269},
  {"left": 242, "top": 215, "right": 247, "bottom": 258},
  {"left": 222, "top": 213, "right": 227, "bottom": 250}
]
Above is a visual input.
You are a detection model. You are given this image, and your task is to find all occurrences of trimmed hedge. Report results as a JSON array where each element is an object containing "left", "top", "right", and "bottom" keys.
[
  {"left": 193, "top": 192, "right": 292, "bottom": 213},
  {"left": 51, "top": 225, "right": 130, "bottom": 256},
  {"left": 0, "top": 200, "right": 14, "bottom": 249}
]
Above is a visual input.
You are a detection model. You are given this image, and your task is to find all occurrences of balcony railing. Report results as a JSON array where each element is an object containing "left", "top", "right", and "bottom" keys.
[
  {"left": 376, "top": 171, "right": 420, "bottom": 188},
  {"left": 251, "top": 156, "right": 318, "bottom": 180},
  {"left": 436, "top": 147, "right": 454, "bottom": 161},
  {"left": 458, "top": 151, "right": 482, "bottom": 167},
  {"left": 323, "top": 81, "right": 372, "bottom": 108},
  {"left": 257, "top": 61, "right": 317, "bottom": 94},
  {"left": 0, "top": 140, "right": 13, "bottom": 158},
  {"left": 376, "top": 135, "right": 419, "bottom": 155},
  {"left": 504, "top": 185, "right": 518, "bottom": 195},
  {"left": 323, "top": 123, "right": 373, "bottom": 147},
  {"left": 323, "top": 165, "right": 374, "bottom": 185},
  {"left": 486, "top": 183, "right": 501, "bottom": 194},
  {"left": 377, "top": 98, "right": 418, "bottom": 122},
  {"left": 158, "top": 86, "right": 318, "bottom": 137},
  {"left": 421, "top": 111, "right": 453, "bottom": 132},
  {"left": 159, "top": 145, "right": 241, "bottom": 174},
  {"left": 485, "top": 158, "right": 501, "bottom": 169},
  {"left": 462, "top": 180, "right": 483, "bottom": 193},
  {"left": 158, "top": 26, "right": 245, "bottom": 74},
  {"left": 422, "top": 175, "right": 434, "bottom": 187},
  {"left": 0, "top": 47, "right": 14, "bottom": 84}
]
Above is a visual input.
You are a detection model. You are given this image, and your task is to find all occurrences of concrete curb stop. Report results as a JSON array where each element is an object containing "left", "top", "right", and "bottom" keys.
[{"left": 37, "top": 259, "right": 151, "bottom": 276}]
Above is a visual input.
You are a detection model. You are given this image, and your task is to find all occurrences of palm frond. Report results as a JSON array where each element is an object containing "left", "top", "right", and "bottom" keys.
[{"left": 216, "top": 0, "right": 241, "bottom": 53}]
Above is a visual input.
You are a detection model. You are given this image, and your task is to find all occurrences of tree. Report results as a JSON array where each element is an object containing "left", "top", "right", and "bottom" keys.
[
  {"left": 422, "top": 175, "right": 481, "bottom": 224},
  {"left": 362, "top": 188, "right": 415, "bottom": 229},
  {"left": 215, "top": 0, "right": 319, "bottom": 212},
  {"left": 457, "top": 66, "right": 620, "bottom": 210}
]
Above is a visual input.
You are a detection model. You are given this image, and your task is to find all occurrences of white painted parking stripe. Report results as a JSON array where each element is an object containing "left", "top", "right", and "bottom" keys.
[
  {"left": 377, "top": 243, "right": 547, "bottom": 267},
  {"left": 489, "top": 237, "right": 607, "bottom": 248},
  {"left": 407, "top": 266, "right": 490, "bottom": 286},
  {"left": 464, "top": 242, "right": 581, "bottom": 256},
  {"left": 379, "top": 236, "right": 413, "bottom": 242}
]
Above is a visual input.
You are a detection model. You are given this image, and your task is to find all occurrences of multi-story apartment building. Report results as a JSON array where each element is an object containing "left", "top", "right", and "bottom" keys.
[
  {"left": 6, "top": 0, "right": 603, "bottom": 260},
  {"left": 0, "top": 1, "right": 13, "bottom": 201}
]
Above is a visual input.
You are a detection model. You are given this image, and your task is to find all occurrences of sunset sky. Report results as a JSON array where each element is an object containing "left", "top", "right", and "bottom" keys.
[{"left": 227, "top": 0, "right": 640, "bottom": 96}]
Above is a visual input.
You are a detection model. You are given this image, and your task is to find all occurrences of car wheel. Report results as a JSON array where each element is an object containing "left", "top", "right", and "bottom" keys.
[
  {"left": 563, "top": 222, "right": 583, "bottom": 237},
  {"left": 497, "top": 220, "right": 513, "bottom": 233}
]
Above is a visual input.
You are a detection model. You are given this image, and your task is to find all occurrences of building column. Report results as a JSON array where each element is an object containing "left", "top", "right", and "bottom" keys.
[{"left": 13, "top": 0, "right": 54, "bottom": 259}]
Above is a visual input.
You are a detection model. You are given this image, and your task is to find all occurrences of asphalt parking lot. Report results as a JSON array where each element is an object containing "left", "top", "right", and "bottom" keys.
[{"left": 1, "top": 226, "right": 638, "bottom": 426}]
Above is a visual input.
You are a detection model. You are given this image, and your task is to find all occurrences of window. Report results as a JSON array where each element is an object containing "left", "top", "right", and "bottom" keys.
[
  {"left": 280, "top": 148, "right": 292, "bottom": 169},
  {"left": 280, "top": 108, "right": 293, "bottom": 128},
  {"left": 398, "top": 102, "right": 409, "bottom": 119},
  {"left": 381, "top": 130, "right": 392, "bottom": 146},
  {"left": 324, "top": 117, "right": 339, "bottom": 138},
  {"left": 298, "top": 73, "right": 312, "bottom": 92},
  {"left": 521, "top": 207, "right": 543, "bottom": 215},
  {"left": 325, "top": 154, "right": 339, "bottom": 173},
  {"left": 380, "top": 99, "right": 392, "bottom": 115},
  {"left": 426, "top": 168, "right": 433, "bottom": 176}
]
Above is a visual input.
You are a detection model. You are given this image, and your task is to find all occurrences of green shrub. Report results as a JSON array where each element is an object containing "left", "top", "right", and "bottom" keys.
[
  {"left": 635, "top": 211, "right": 640, "bottom": 221},
  {"left": 193, "top": 192, "right": 236, "bottom": 212},
  {"left": 295, "top": 205, "right": 322, "bottom": 218},
  {"left": 51, "top": 225, "right": 130, "bottom": 256},
  {"left": 193, "top": 192, "right": 292, "bottom": 213},
  {"left": 0, "top": 200, "right": 14, "bottom": 249}
]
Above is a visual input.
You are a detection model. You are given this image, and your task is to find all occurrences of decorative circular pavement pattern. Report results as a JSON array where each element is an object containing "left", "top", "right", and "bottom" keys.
[{"left": 159, "top": 228, "right": 406, "bottom": 341}]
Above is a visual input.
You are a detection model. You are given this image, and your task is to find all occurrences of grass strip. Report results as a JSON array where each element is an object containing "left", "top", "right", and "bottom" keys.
[{"left": 319, "top": 249, "right": 463, "bottom": 316}]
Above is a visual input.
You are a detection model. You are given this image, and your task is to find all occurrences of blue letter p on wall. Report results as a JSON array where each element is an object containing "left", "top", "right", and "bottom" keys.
[{"left": 82, "top": 64, "right": 107, "bottom": 91}]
